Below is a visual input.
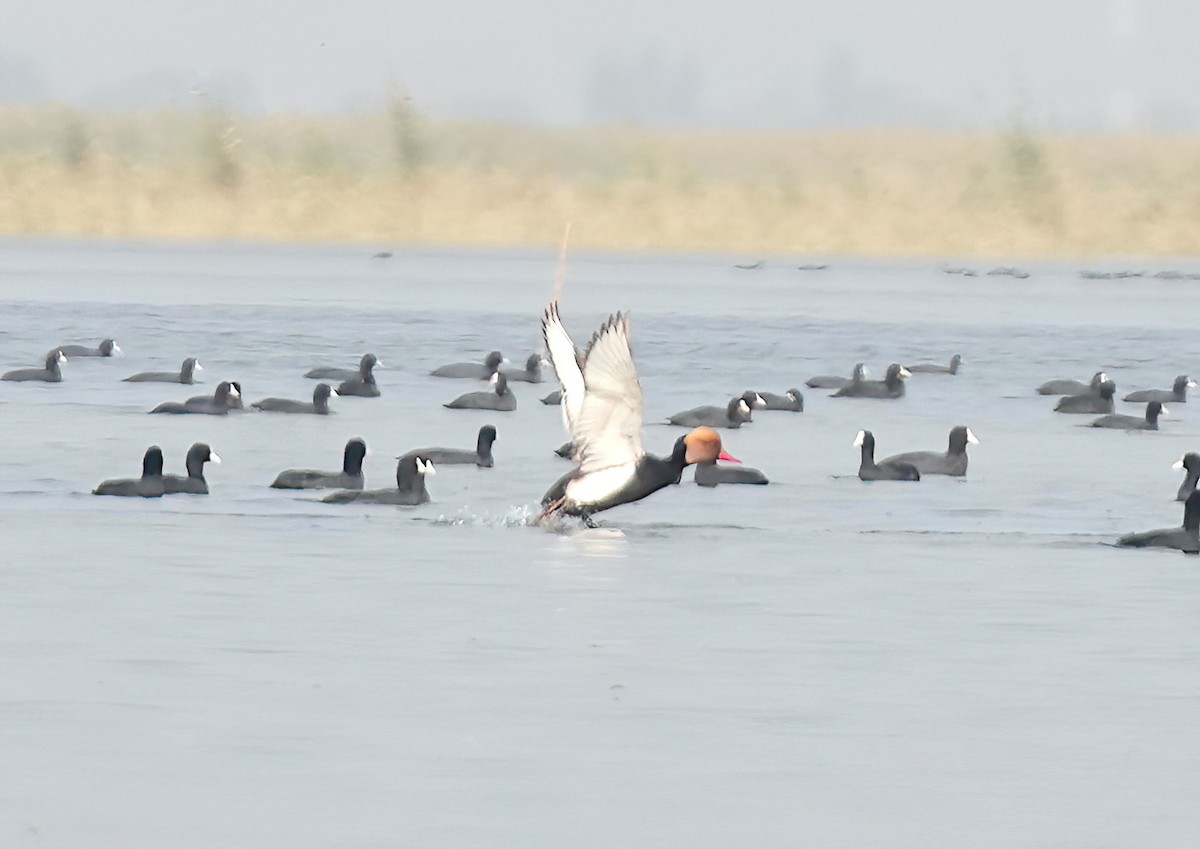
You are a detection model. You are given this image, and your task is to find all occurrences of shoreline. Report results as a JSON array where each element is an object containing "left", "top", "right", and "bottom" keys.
[{"left": 3, "top": 106, "right": 1200, "bottom": 258}]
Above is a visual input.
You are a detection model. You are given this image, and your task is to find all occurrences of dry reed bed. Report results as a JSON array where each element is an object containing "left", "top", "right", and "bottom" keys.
[{"left": 2, "top": 105, "right": 1199, "bottom": 256}]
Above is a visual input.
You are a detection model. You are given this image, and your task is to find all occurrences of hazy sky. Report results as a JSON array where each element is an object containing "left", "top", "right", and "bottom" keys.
[{"left": 3, "top": 0, "right": 1198, "bottom": 130}]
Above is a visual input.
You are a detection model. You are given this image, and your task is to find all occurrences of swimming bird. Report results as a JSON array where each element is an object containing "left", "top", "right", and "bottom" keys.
[
  {"left": 150, "top": 380, "right": 240, "bottom": 415},
  {"left": 444, "top": 373, "right": 515, "bottom": 411},
  {"left": 1055, "top": 381, "right": 1116, "bottom": 414},
  {"left": 501, "top": 354, "right": 546, "bottom": 383},
  {"left": 123, "top": 358, "right": 202, "bottom": 384},
  {"left": 336, "top": 361, "right": 381, "bottom": 397},
  {"left": 1036, "top": 371, "right": 1106, "bottom": 396},
  {"left": 1124, "top": 375, "right": 1195, "bottom": 404},
  {"left": 555, "top": 441, "right": 575, "bottom": 459},
  {"left": 880, "top": 426, "right": 978, "bottom": 476},
  {"left": 431, "top": 351, "right": 505, "bottom": 379},
  {"left": 407, "top": 425, "right": 496, "bottom": 467},
  {"left": 538, "top": 303, "right": 735, "bottom": 520},
  {"left": 541, "top": 390, "right": 562, "bottom": 405},
  {"left": 54, "top": 338, "right": 119, "bottom": 358},
  {"left": 271, "top": 438, "right": 367, "bottom": 489},
  {"left": 1174, "top": 453, "right": 1200, "bottom": 501},
  {"left": 3, "top": 350, "right": 66, "bottom": 382},
  {"left": 906, "top": 354, "right": 961, "bottom": 374},
  {"left": 1115, "top": 491, "right": 1200, "bottom": 553},
  {"left": 322, "top": 453, "right": 434, "bottom": 505},
  {"left": 251, "top": 383, "right": 336, "bottom": 414},
  {"left": 226, "top": 381, "right": 246, "bottom": 409},
  {"left": 806, "top": 363, "right": 867, "bottom": 390},
  {"left": 694, "top": 453, "right": 768, "bottom": 486},
  {"left": 833, "top": 364, "right": 911, "bottom": 399},
  {"left": 1089, "top": 401, "right": 1165, "bottom": 431},
  {"left": 305, "top": 353, "right": 380, "bottom": 381},
  {"left": 740, "top": 390, "right": 767, "bottom": 410},
  {"left": 667, "top": 396, "right": 754, "bottom": 429},
  {"left": 757, "top": 388, "right": 804, "bottom": 411},
  {"left": 854, "top": 430, "right": 920, "bottom": 481},
  {"left": 92, "top": 446, "right": 165, "bottom": 497},
  {"left": 163, "top": 443, "right": 221, "bottom": 494}
]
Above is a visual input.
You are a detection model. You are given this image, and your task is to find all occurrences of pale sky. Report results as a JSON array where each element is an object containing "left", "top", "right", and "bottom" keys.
[{"left": 3, "top": 0, "right": 1197, "bottom": 130}]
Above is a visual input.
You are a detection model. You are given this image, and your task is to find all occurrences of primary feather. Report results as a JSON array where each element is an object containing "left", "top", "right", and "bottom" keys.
[{"left": 542, "top": 304, "right": 644, "bottom": 477}]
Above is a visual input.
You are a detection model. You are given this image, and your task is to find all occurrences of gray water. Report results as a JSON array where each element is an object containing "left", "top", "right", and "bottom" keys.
[{"left": 2, "top": 239, "right": 1199, "bottom": 848}]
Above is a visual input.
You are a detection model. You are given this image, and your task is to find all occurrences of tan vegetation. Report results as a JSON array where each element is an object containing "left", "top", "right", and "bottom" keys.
[{"left": 1, "top": 103, "right": 1199, "bottom": 257}]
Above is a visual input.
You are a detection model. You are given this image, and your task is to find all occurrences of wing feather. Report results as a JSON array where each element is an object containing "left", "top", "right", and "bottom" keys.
[
  {"left": 543, "top": 304, "right": 644, "bottom": 475},
  {"left": 542, "top": 302, "right": 585, "bottom": 434},
  {"left": 574, "top": 312, "right": 644, "bottom": 474}
]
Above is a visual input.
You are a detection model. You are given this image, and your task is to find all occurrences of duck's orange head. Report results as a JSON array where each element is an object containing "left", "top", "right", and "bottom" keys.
[{"left": 683, "top": 427, "right": 740, "bottom": 464}]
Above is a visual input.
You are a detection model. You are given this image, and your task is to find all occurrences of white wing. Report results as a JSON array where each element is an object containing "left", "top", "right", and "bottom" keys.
[
  {"left": 543, "top": 304, "right": 645, "bottom": 474},
  {"left": 542, "top": 302, "right": 585, "bottom": 435},
  {"left": 573, "top": 312, "right": 644, "bottom": 474}
]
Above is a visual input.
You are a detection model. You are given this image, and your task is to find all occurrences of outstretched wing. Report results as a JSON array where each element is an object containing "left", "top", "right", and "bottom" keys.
[
  {"left": 542, "top": 302, "right": 585, "bottom": 435},
  {"left": 573, "top": 312, "right": 644, "bottom": 474},
  {"left": 543, "top": 304, "right": 644, "bottom": 474}
]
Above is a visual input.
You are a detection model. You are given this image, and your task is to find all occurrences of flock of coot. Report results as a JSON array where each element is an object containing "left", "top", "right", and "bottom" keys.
[{"left": 3, "top": 303, "right": 1197, "bottom": 552}]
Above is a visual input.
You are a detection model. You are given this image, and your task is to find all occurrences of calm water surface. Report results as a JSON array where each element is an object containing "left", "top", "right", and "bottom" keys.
[{"left": 2, "top": 239, "right": 1199, "bottom": 847}]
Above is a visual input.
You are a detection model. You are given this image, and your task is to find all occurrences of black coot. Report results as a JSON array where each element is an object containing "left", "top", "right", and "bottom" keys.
[
  {"left": 1174, "top": 453, "right": 1200, "bottom": 501},
  {"left": 271, "top": 439, "right": 367, "bottom": 489},
  {"left": 431, "top": 351, "right": 504, "bottom": 379},
  {"left": 163, "top": 443, "right": 221, "bottom": 494},
  {"left": 668, "top": 396, "right": 753, "bottom": 429},
  {"left": 408, "top": 425, "right": 497, "bottom": 467},
  {"left": 854, "top": 430, "right": 920, "bottom": 481},
  {"left": 54, "top": 339, "right": 119, "bottom": 358},
  {"left": 1115, "top": 491, "right": 1200, "bottom": 553},
  {"left": 880, "top": 426, "right": 978, "bottom": 476},
  {"left": 694, "top": 449, "right": 768, "bottom": 486},
  {"left": 305, "top": 353, "right": 380, "bottom": 381},
  {"left": 1055, "top": 381, "right": 1116, "bottom": 414},
  {"left": 322, "top": 453, "right": 435, "bottom": 505},
  {"left": 444, "top": 373, "right": 515, "bottom": 411},
  {"left": 906, "top": 354, "right": 961, "bottom": 374},
  {"left": 3, "top": 350, "right": 66, "bottom": 382},
  {"left": 1036, "top": 371, "right": 1106, "bottom": 396},
  {"left": 1124, "top": 375, "right": 1194, "bottom": 404},
  {"left": 834, "top": 364, "right": 910, "bottom": 399},
  {"left": 151, "top": 381, "right": 240, "bottom": 415},
  {"left": 757, "top": 388, "right": 804, "bottom": 411},
  {"left": 93, "top": 446, "right": 165, "bottom": 497},
  {"left": 501, "top": 354, "right": 545, "bottom": 383},
  {"left": 1090, "top": 401, "right": 1165, "bottom": 431},
  {"left": 252, "top": 383, "right": 336, "bottom": 414},
  {"left": 806, "top": 363, "right": 867, "bottom": 390},
  {"left": 124, "top": 357, "right": 202, "bottom": 384}
]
